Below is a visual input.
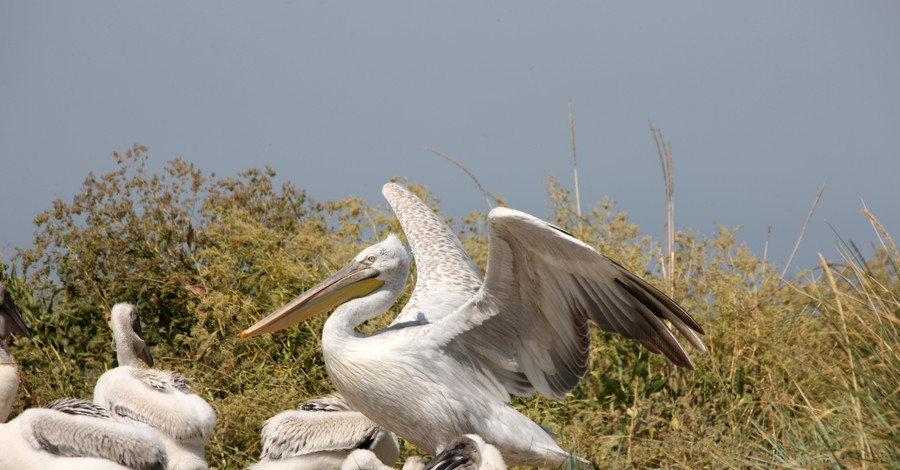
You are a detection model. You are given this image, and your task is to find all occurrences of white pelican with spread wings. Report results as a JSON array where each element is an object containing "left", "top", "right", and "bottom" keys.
[{"left": 242, "top": 182, "right": 705, "bottom": 467}]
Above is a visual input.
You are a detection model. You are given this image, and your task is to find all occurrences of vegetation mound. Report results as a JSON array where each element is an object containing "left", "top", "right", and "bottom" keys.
[{"left": 2, "top": 146, "right": 896, "bottom": 469}]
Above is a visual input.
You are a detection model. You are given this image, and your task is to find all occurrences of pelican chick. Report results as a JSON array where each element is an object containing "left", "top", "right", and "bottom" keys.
[
  {"left": 0, "top": 283, "right": 31, "bottom": 341},
  {"left": 249, "top": 394, "right": 399, "bottom": 470},
  {"left": 341, "top": 449, "right": 427, "bottom": 470},
  {"left": 422, "top": 435, "right": 506, "bottom": 470},
  {"left": 94, "top": 303, "right": 217, "bottom": 470},
  {"left": 0, "top": 340, "right": 19, "bottom": 423},
  {"left": 0, "top": 398, "right": 168, "bottom": 470},
  {"left": 0, "top": 290, "right": 168, "bottom": 469},
  {"left": 0, "top": 281, "right": 32, "bottom": 422},
  {"left": 242, "top": 182, "right": 705, "bottom": 467}
]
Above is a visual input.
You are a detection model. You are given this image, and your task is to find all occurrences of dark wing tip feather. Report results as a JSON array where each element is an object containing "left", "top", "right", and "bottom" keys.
[
  {"left": 612, "top": 277, "right": 699, "bottom": 369},
  {"left": 620, "top": 269, "right": 706, "bottom": 335},
  {"left": 605, "top": 258, "right": 705, "bottom": 336}
]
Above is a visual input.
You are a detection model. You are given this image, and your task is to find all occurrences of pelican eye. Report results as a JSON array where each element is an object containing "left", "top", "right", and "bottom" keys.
[{"left": 365, "top": 255, "right": 377, "bottom": 263}]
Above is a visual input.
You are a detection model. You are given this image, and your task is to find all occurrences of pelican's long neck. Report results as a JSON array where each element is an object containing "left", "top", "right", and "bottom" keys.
[
  {"left": 322, "top": 287, "right": 401, "bottom": 344},
  {"left": 321, "top": 235, "right": 410, "bottom": 363},
  {"left": 0, "top": 341, "right": 14, "bottom": 365},
  {"left": 0, "top": 341, "right": 19, "bottom": 422},
  {"left": 113, "top": 322, "right": 144, "bottom": 367}
]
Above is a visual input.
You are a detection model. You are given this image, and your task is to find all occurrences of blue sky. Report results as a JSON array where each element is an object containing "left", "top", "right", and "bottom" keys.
[{"left": 1, "top": 1, "right": 898, "bottom": 275}]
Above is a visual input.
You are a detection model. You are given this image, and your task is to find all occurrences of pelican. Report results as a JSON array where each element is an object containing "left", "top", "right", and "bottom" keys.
[
  {"left": 242, "top": 182, "right": 706, "bottom": 467},
  {"left": 341, "top": 435, "right": 501, "bottom": 470},
  {"left": 341, "top": 450, "right": 426, "bottom": 470},
  {"left": 0, "top": 340, "right": 21, "bottom": 423},
  {"left": 0, "top": 398, "right": 168, "bottom": 470},
  {"left": 422, "top": 435, "right": 506, "bottom": 470},
  {"left": 94, "top": 303, "right": 217, "bottom": 470},
  {"left": 249, "top": 394, "right": 400, "bottom": 470},
  {"left": 1, "top": 282, "right": 32, "bottom": 422},
  {"left": 0, "top": 288, "right": 168, "bottom": 470},
  {"left": 0, "top": 282, "right": 31, "bottom": 340}
]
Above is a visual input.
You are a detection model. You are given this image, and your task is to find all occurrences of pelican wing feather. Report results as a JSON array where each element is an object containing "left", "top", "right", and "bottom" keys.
[
  {"left": 20, "top": 405, "right": 167, "bottom": 470},
  {"left": 45, "top": 398, "right": 112, "bottom": 418},
  {"left": 383, "top": 183, "right": 483, "bottom": 325},
  {"left": 97, "top": 367, "right": 216, "bottom": 444},
  {"left": 259, "top": 408, "right": 389, "bottom": 460},
  {"left": 299, "top": 393, "right": 353, "bottom": 412},
  {"left": 429, "top": 207, "right": 706, "bottom": 399}
]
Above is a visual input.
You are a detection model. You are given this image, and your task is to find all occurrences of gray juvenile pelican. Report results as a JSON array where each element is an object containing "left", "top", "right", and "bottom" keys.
[
  {"left": 0, "top": 289, "right": 167, "bottom": 469},
  {"left": 248, "top": 394, "right": 400, "bottom": 470},
  {"left": 94, "top": 303, "right": 217, "bottom": 470},
  {"left": 0, "top": 338, "right": 22, "bottom": 423},
  {"left": 1, "top": 282, "right": 32, "bottom": 423},
  {"left": 422, "top": 435, "right": 506, "bottom": 470},
  {"left": 0, "top": 283, "right": 31, "bottom": 341},
  {"left": 242, "top": 182, "right": 706, "bottom": 467},
  {"left": 341, "top": 450, "right": 426, "bottom": 470},
  {"left": 0, "top": 398, "right": 168, "bottom": 470}
]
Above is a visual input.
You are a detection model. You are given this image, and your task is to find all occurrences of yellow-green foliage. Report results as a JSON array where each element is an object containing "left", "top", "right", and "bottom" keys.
[{"left": 2, "top": 147, "right": 897, "bottom": 469}]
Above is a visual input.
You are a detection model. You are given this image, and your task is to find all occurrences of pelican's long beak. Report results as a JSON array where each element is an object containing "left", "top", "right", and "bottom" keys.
[
  {"left": 0, "top": 292, "right": 32, "bottom": 340},
  {"left": 241, "top": 260, "right": 384, "bottom": 338}
]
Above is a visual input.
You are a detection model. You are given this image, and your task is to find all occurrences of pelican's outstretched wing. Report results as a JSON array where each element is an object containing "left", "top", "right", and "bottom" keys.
[
  {"left": 383, "top": 183, "right": 482, "bottom": 325},
  {"left": 430, "top": 207, "right": 706, "bottom": 399}
]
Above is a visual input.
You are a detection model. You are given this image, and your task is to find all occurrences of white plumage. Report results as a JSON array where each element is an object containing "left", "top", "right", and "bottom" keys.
[
  {"left": 341, "top": 449, "right": 426, "bottom": 470},
  {"left": 242, "top": 182, "right": 706, "bottom": 467},
  {"left": 249, "top": 394, "right": 399, "bottom": 470},
  {"left": 0, "top": 359, "right": 17, "bottom": 424},
  {"left": 94, "top": 303, "right": 217, "bottom": 470},
  {"left": 0, "top": 398, "right": 168, "bottom": 470}
]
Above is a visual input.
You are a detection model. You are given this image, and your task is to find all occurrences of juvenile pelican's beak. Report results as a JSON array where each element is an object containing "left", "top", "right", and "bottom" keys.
[
  {"left": 241, "top": 260, "right": 384, "bottom": 338},
  {"left": 0, "top": 287, "right": 32, "bottom": 340}
]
